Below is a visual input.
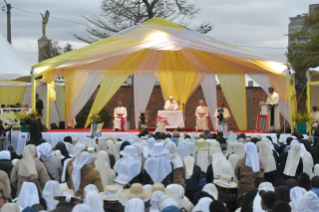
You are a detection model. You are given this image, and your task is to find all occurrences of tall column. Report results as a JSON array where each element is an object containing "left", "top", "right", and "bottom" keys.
[{"left": 38, "top": 36, "right": 48, "bottom": 62}]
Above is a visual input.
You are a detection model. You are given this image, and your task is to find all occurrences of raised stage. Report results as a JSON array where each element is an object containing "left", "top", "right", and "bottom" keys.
[{"left": 10, "top": 129, "right": 308, "bottom": 155}]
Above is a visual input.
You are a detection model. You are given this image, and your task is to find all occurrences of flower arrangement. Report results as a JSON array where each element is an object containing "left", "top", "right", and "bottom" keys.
[
  {"left": 154, "top": 116, "right": 169, "bottom": 126},
  {"left": 292, "top": 111, "right": 312, "bottom": 123},
  {"left": 15, "top": 110, "right": 30, "bottom": 121},
  {"left": 90, "top": 114, "right": 102, "bottom": 124}
]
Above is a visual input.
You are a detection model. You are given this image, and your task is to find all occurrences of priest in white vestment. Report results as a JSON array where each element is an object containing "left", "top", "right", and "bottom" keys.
[
  {"left": 308, "top": 106, "right": 319, "bottom": 130},
  {"left": 266, "top": 87, "right": 280, "bottom": 131},
  {"left": 113, "top": 101, "right": 127, "bottom": 131},
  {"left": 195, "top": 100, "right": 209, "bottom": 131},
  {"left": 213, "top": 101, "right": 231, "bottom": 130},
  {"left": 164, "top": 96, "right": 179, "bottom": 110}
]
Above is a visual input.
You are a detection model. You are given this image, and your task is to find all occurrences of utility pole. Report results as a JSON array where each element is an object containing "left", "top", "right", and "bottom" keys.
[{"left": 4, "top": 0, "right": 11, "bottom": 44}]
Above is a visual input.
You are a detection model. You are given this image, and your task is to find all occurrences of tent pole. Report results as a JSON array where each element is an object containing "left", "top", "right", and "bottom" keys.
[
  {"left": 307, "top": 82, "right": 311, "bottom": 136},
  {"left": 46, "top": 83, "right": 50, "bottom": 129},
  {"left": 287, "top": 74, "right": 294, "bottom": 133},
  {"left": 31, "top": 77, "right": 36, "bottom": 112}
]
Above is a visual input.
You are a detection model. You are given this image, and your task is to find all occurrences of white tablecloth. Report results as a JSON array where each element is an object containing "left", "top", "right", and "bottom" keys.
[{"left": 157, "top": 110, "right": 185, "bottom": 128}]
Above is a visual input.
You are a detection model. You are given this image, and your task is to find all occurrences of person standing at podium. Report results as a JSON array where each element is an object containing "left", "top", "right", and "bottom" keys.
[
  {"left": 164, "top": 96, "right": 179, "bottom": 110},
  {"left": 266, "top": 87, "right": 280, "bottom": 131}
]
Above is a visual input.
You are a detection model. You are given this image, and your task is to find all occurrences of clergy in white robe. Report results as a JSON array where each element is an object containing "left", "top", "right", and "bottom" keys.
[
  {"left": 266, "top": 87, "right": 280, "bottom": 131},
  {"left": 311, "top": 106, "right": 319, "bottom": 124},
  {"left": 164, "top": 96, "right": 179, "bottom": 110},
  {"left": 113, "top": 101, "right": 127, "bottom": 131},
  {"left": 213, "top": 101, "right": 231, "bottom": 129},
  {"left": 195, "top": 100, "right": 209, "bottom": 131}
]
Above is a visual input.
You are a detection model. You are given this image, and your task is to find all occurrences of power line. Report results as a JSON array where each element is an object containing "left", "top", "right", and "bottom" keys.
[
  {"left": 11, "top": 6, "right": 86, "bottom": 26},
  {"left": 234, "top": 45, "right": 286, "bottom": 50}
]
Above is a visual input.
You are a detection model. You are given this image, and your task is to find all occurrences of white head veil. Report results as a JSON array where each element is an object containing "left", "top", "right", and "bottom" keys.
[
  {"left": 95, "top": 150, "right": 115, "bottom": 187},
  {"left": 148, "top": 137, "right": 156, "bottom": 149},
  {"left": 188, "top": 141, "right": 196, "bottom": 156},
  {"left": 19, "top": 144, "right": 38, "bottom": 179},
  {"left": 258, "top": 141, "right": 276, "bottom": 172},
  {"left": 227, "top": 132, "right": 237, "bottom": 143},
  {"left": 0, "top": 150, "right": 11, "bottom": 160},
  {"left": 72, "top": 204, "right": 92, "bottom": 212},
  {"left": 125, "top": 198, "right": 145, "bottom": 212},
  {"left": 209, "top": 140, "right": 222, "bottom": 155},
  {"left": 114, "top": 146, "right": 142, "bottom": 181},
  {"left": 244, "top": 142, "right": 260, "bottom": 173},
  {"left": 225, "top": 142, "right": 235, "bottom": 158},
  {"left": 158, "top": 195, "right": 179, "bottom": 211},
  {"left": 296, "top": 190, "right": 319, "bottom": 212},
  {"left": 252, "top": 187, "right": 274, "bottom": 212},
  {"left": 300, "top": 143, "right": 314, "bottom": 178},
  {"left": 149, "top": 191, "right": 165, "bottom": 212},
  {"left": 144, "top": 154, "right": 172, "bottom": 183},
  {"left": 133, "top": 143, "right": 144, "bottom": 162},
  {"left": 84, "top": 184, "right": 99, "bottom": 202},
  {"left": 83, "top": 191, "right": 104, "bottom": 212},
  {"left": 165, "top": 142, "right": 183, "bottom": 169},
  {"left": 114, "top": 142, "right": 122, "bottom": 151},
  {"left": 72, "top": 152, "right": 92, "bottom": 192},
  {"left": 61, "top": 158, "right": 72, "bottom": 182},
  {"left": 183, "top": 155, "right": 195, "bottom": 179},
  {"left": 177, "top": 140, "right": 190, "bottom": 159},
  {"left": 169, "top": 184, "right": 184, "bottom": 206},
  {"left": 290, "top": 186, "right": 307, "bottom": 210},
  {"left": 107, "top": 141, "right": 120, "bottom": 161},
  {"left": 228, "top": 154, "right": 239, "bottom": 183},
  {"left": 212, "top": 152, "right": 234, "bottom": 178},
  {"left": 233, "top": 142, "right": 245, "bottom": 158},
  {"left": 16, "top": 182, "right": 40, "bottom": 209},
  {"left": 284, "top": 143, "right": 301, "bottom": 176},
  {"left": 73, "top": 143, "right": 86, "bottom": 157},
  {"left": 42, "top": 180, "right": 61, "bottom": 211},
  {"left": 38, "top": 142, "right": 52, "bottom": 157},
  {"left": 202, "top": 184, "right": 218, "bottom": 200},
  {"left": 193, "top": 197, "right": 213, "bottom": 212},
  {"left": 196, "top": 149, "right": 209, "bottom": 173},
  {"left": 313, "top": 164, "right": 319, "bottom": 176}
]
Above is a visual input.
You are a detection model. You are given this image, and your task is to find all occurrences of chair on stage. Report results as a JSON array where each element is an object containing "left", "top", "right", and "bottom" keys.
[{"left": 138, "top": 110, "right": 149, "bottom": 128}]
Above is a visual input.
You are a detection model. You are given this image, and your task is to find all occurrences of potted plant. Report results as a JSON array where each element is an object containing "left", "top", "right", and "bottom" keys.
[
  {"left": 292, "top": 111, "right": 312, "bottom": 134},
  {"left": 90, "top": 114, "right": 102, "bottom": 136},
  {"left": 154, "top": 116, "right": 169, "bottom": 133},
  {"left": 15, "top": 110, "right": 30, "bottom": 132}
]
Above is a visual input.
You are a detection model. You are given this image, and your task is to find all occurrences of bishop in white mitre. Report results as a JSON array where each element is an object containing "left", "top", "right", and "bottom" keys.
[
  {"left": 113, "top": 101, "right": 127, "bottom": 131},
  {"left": 213, "top": 101, "right": 231, "bottom": 129},
  {"left": 195, "top": 100, "right": 209, "bottom": 131},
  {"left": 164, "top": 96, "right": 179, "bottom": 110},
  {"left": 266, "top": 87, "right": 280, "bottom": 131}
]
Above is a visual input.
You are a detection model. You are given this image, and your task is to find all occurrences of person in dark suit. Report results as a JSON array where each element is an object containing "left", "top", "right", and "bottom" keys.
[
  {"left": 36, "top": 93, "right": 44, "bottom": 117},
  {"left": 8, "top": 145, "right": 22, "bottom": 161},
  {"left": 0, "top": 120, "right": 11, "bottom": 137},
  {"left": 27, "top": 114, "right": 43, "bottom": 142}
]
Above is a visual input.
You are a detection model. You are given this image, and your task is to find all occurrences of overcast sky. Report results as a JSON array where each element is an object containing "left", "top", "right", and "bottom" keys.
[{"left": 0, "top": 0, "right": 318, "bottom": 66}]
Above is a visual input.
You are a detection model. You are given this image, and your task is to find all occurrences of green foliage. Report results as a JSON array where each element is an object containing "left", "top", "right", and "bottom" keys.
[
  {"left": 40, "top": 40, "right": 75, "bottom": 60},
  {"left": 286, "top": 6, "right": 319, "bottom": 74},
  {"left": 295, "top": 74, "right": 307, "bottom": 90},
  {"left": 292, "top": 110, "right": 311, "bottom": 123},
  {"left": 75, "top": 99, "right": 111, "bottom": 128}
]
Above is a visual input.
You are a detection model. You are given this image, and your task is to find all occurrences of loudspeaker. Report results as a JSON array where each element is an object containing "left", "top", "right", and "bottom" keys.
[{"left": 59, "top": 121, "right": 65, "bottom": 129}]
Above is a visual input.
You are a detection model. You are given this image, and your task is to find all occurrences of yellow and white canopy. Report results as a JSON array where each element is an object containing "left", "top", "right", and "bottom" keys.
[{"left": 32, "top": 18, "right": 293, "bottom": 130}]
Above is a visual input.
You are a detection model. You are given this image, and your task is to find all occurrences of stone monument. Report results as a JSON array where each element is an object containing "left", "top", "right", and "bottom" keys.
[{"left": 38, "top": 10, "right": 50, "bottom": 62}]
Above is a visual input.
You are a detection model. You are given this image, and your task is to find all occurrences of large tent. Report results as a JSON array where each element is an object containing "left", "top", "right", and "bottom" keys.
[
  {"left": 32, "top": 18, "right": 295, "bottom": 130},
  {"left": 307, "top": 67, "right": 319, "bottom": 134},
  {"left": 0, "top": 33, "right": 31, "bottom": 105}
]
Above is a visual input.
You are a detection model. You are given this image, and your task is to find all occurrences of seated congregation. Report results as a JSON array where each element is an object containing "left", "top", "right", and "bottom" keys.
[{"left": 0, "top": 130, "right": 318, "bottom": 211}]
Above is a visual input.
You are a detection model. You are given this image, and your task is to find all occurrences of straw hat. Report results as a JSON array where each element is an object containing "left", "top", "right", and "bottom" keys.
[
  {"left": 196, "top": 139, "right": 208, "bottom": 150},
  {"left": 124, "top": 183, "right": 147, "bottom": 199},
  {"left": 148, "top": 143, "right": 169, "bottom": 156},
  {"left": 214, "top": 174, "right": 237, "bottom": 188},
  {"left": 52, "top": 150, "right": 65, "bottom": 160},
  {"left": 144, "top": 183, "right": 172, "bottom": 198},
  {"left": 99, "top": 185, "right": 123, "bottom": 201}
]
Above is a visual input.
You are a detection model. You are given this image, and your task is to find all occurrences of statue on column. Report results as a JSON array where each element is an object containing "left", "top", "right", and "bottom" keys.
[{"left": 41, "top": 10, "right": 50, "bottom": 37}]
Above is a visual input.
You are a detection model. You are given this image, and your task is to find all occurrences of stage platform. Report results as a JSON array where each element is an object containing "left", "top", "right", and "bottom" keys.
[{"left": 9, "top": 129, "right": 308, "bottom": 154}]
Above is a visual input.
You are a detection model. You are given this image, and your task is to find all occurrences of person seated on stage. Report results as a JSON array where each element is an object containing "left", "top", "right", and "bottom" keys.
[
  {"left": 267, "top": 87, "right": 280, "bottom": 132},
  {"left": 164, "top": 96, "right": 179, "bottom": 110},
  {"left": 213, "top": 101, "right": 231, "bottom": 130},
  {"left": 311, "top": 106, "right": 319, "bottom": 125},
  {"left": 113, "top": 101, "right": 127, "bottom": 131},
  {"left": 4, "top": 105, "right": 13, "bottom": 114},
  {"left": 195, "top": 100, "right": 209, "bottom": 131}
]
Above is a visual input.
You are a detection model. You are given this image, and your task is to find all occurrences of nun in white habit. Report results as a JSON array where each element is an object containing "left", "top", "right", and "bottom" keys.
[
  {"left": 83, "top": 190, "right": 104, "bottom": 212},
  {"left": 296, "top": 190, "right": 319, "bottom": 212},
  {"left": 283, "top": 143, "right": 303, "bottom": 179},
  {"left": 16, "top": 182, "right": 40, "bottom": 210},
  {"left": 313, "top": 164, "right": 319, "bottom": 177},
  {"left": 195, "top": 139, "right": 210, "bottom": 173},
  {"left": 193, "top": 197, "right": 212, "bottom": 212},
  {"left": 300, "top": 143, "right": 314, "bottom": 178},
  {"left": 165, "top": 142, "right": 185, "bottom": 186},
  {"left": 289, "top": 186, "right": 307, "bottom": 212},
  {"left": 228, "top": 154, "right": 240, "bottom": 183},
  {"left": 233, "top": 142, "right": 245, "bottom": 158},
  {"left": 125, "top": 198, "right": 145, "bottom": 212},
  {"left": 42, "top": 180, "right": 61, "bottom": 211},
  {"left": 177, "top": 140, "right": 190, "bottom": 159},
  {"left": 95, "top": 150, "right": 116, "bottom": 187},
  {"left": 257, "top": 141, "right": 277, "bottom": 184},
  {"left": 114, "top": 145, "right": 142, "bottom": 184}
]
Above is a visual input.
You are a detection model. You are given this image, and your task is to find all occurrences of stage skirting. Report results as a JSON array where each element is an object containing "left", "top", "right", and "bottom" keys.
[{"left": 9, "top": 130, "right": 308, "bottom": 155}]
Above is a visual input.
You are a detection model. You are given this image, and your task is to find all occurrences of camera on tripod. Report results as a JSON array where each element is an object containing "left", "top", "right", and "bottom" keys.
[{"left": 217, "top": 108, "right": 224, "bottom": 123}]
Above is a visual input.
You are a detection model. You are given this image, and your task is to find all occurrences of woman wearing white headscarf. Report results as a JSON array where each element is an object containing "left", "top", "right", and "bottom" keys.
[
  {"left": 125, "top": 198, "right": 145, "bottom": 212},
  {"left": 107, "top": 140, "right": 120, "bottom": 162},
  {"left": 289, "top": 186, "right": 307, "bottom": 212},
  {"left": 277, "top": 143, "right": 303, "bottom": 180},
  {"left": 257, "top": 141, "right": 277, "bottom": 184},
  {"left": 225, "top": 142, "right": 235, "bottom": 158},
  {"left": 146, "top": 190, "right": 165, "bottom": 212},
  {"left": 233, "top": 142, "right": 245, "bottom": 158},
  {"left": 38, "top": 142, "right": 63, "bottom": 182},
  {"left": 83, "top": 190, "right": 104, "bottom": 212},
  {"left": 188, "top": 141, "right": 196, "bottom": 156},
  {"left": 227, "top": 132, "right": 237, "bottom": 143},
  {"left": 114, "top": 141, "right": 123, "bottom": 151},
  {"left": 68, "top": 151, "right": 103, "bottom": 199},
  {"left": 42, "top": 180, "right": 61, "bottom": 211},
  {"left": 95, "top": 150, "right": 116, "bottom": 187},
  {"left": 114, "top": 145, "right": 142, "bottom": 185},
  {"left": 193, "top": 197, "right": 213, "bottom": 212},
  {"left": 183, "top": 155, "right": 202, "bottom": 203},
  {"left": 148, "top": 137, "right": 156, "bottom": 149},
  {"left": 313, "top": 164, "right": 319, "bottom": 177},
  {"left": 143, "top": 143, "right": 174, "bottom": 186},
  {"left": 72, "top": 204, "right": 92, "bottom": 212},
  {"left": 16, "top": 181, "right": 40, "bottom": 210},
  {"left": 177, "top": 140, "right": 190, "bottom": 160},
  {"left": 0, "top": 150, "right": 13, "bottom": 183},
  {"left": 11, "top": 145, "right": 50, "bottom": 196},
  {"left": 165, "top": 142, "right": 185, "bottom": 187},
  {"left": 97, "top": 140, "right": 117, "bottom": 168},
  {"left": 228, "top": 154, "right": 239, "bottom": 183},
  {"left": 133, "top": 143, "right": 146, "bottom": 165},
  {"left": 235, "top": 142, "right": 264, "bottom": 199},
  {"left": 158, "top": 195, "right": 179, "bottom": 211},
  {"left": 169, "top": 184, "right": 194, "bottom": 212},
  {"left": 202, "top": 184, "right": 218, "bottom": 200},
  {"left": 195, "top": 139, "right": 209, "bottom": 173},
  {"left": 296, "top": 190, "right": 319, "bottom": 212},
  {"left": 300, "top": 143, "right": 314, "bottom": 178}
]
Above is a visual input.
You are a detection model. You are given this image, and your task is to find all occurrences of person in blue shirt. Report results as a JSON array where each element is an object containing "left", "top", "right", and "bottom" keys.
[{"left": 311, "top": 176, "right": 319, "bottom": 198}]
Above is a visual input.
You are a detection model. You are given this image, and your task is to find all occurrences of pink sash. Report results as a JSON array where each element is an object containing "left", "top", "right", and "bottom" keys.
[{"left": 117, "top": 114, "right": 125, "bottom": 129}]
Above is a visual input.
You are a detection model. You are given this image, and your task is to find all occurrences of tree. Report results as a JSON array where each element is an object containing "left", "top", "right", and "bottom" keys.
[
  {"left": 72, "top": 0, "right": 213, "bottom": 43},
  {"left": 40, "top": 40, "right": 74, "bottom": 61},
  {"left": 286, "top": 6, "right": 319, "bottom": 75}
]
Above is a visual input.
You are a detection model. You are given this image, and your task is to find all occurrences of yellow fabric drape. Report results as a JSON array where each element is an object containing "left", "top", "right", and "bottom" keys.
[
  {"left": 217, "top": 74, "right": 247, "bottom": 130},
  {"left": 158, "top": 51, "right": 197, "bottom": 110},
  {"left": 0, "top": 87, "right": 26, "bottom": 105},
  {"left": 84, "top": 49, "right": 151, "bottom": 128},
  {"left": 56, "top": 85, "right": 66, "bottom": 122},
  {"left": 63, "top": 69, "right": 76, "bottom": 127},
  {"left": 250, "top": 60, "right": 286, "bottom": 77}
]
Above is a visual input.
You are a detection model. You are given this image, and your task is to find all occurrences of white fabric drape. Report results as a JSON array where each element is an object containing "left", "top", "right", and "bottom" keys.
[
  {"left": 54, "top": 85, "right": 63, "bottom": 121},
  {"left": 248, "top": 74, "right": 290, "bottom": 123},
  {"left": 201, "top": 73, "right": 217, "bottom": 130},
  {"left": 134, "top": 72, "right": 156, "bottom": 128}
]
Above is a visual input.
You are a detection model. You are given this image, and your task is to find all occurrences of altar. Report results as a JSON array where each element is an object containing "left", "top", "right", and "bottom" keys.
[{"left": 157, "top": 110, "right": 185, "bottom": 129}]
